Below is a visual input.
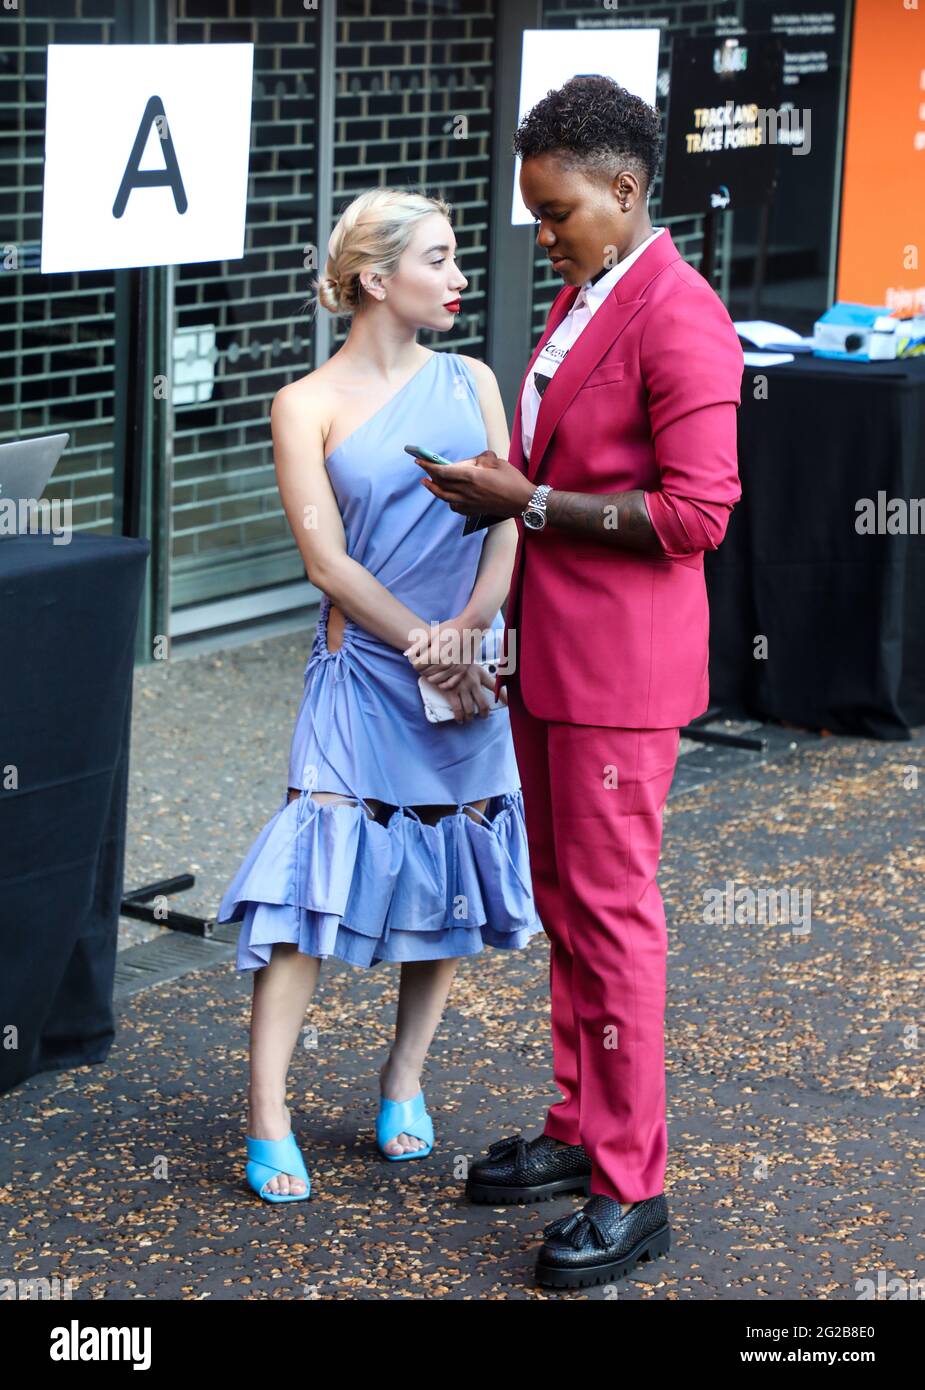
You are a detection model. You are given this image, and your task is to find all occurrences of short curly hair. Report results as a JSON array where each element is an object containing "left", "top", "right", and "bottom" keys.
[{"left": 512, "top": 74, "right": 661, "bottom": 191}]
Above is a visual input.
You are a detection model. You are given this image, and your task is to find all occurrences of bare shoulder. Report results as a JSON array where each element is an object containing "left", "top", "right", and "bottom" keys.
[{"left": 271, "top": 365, "right": 342, "bottom": 449}]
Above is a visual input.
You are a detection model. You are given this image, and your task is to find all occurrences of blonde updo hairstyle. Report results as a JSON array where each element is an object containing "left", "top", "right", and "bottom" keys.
[{"left": 315, "top": 188, "right": 453, "bottom": 317}]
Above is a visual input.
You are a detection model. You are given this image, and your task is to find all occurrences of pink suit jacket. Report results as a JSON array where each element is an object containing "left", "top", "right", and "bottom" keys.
[{"left": 495, "top": 228, "right": 745, "bottom": 728}]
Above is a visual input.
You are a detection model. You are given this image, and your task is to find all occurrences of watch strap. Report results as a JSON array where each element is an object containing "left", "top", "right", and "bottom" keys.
[{"left": 524, "top": 483, "right": 551, "bottom": 516}]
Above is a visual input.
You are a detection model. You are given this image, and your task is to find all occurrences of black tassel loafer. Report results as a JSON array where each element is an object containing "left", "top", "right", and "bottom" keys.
[
  {"left": 465, "top": 1132, "right": 592, "bottom": 1204},
  {"left": 535, "top": 1192, "right": 671, "bottom": 1289}
]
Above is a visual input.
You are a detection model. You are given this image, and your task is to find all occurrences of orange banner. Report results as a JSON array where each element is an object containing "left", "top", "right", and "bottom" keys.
[{"left": 837, "top": 0, "right": 925, "bottom": 315}]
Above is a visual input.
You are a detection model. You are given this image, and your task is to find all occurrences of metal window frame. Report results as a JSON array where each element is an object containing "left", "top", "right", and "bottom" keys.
[
  {"left": 487, "top": 0, "right": 543, "bottom": 417},
  {"left": 111, "top": 0, "right": 170, "bottom": 663}
]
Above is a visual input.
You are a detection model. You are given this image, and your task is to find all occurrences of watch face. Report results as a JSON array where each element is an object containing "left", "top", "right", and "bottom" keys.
[{"left": 524, "top": 509, "right": 545, "bottom": 530}]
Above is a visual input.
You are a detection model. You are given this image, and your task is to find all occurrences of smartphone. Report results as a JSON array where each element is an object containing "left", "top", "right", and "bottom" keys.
[
  {"left": 404, "top": 443, "right": 454, "bottom": 467},
  {"left": 406, "top": 442, "right": 506, "bottom": 536},
  {"left": 419, "top": 656, "right": 504, "bottom": 722}
]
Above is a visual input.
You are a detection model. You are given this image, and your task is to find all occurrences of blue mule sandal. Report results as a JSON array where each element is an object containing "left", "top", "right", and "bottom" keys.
[
  {"left": 376, "top": 1088, "right": 435, "bottom": 1161},
  {"left": 246, "top": 1129, "right": 312, "bottom": 1202}
]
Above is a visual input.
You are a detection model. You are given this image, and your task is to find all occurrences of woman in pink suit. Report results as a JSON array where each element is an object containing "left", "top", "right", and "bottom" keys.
[{"left": 414, "top": 75, "right": 744, "bottom": 1289}]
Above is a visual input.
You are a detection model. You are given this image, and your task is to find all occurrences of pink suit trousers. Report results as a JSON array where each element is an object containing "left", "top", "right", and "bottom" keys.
[{"left": 507, "top": 673, "right": 680, "bottom": 1202}]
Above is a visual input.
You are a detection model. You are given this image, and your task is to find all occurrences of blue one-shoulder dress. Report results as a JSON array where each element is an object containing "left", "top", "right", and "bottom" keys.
[{"left": 216, "top": 349, "right": 544, "bottom": 969}]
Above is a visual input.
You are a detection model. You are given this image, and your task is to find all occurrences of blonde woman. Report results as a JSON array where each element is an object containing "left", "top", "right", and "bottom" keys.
[{"left": 216, "top": 189, "right": 543, "bottom": 1202}]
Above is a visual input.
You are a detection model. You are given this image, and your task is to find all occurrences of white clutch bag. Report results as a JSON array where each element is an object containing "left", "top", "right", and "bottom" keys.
[{"left": 417, "top": 629, "right": 504, "bottom": 723}]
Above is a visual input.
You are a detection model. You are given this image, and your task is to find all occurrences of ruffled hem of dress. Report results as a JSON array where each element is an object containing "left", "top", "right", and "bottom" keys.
[{"left": 216, "top": 787, "right": 545, "bottom": 970}]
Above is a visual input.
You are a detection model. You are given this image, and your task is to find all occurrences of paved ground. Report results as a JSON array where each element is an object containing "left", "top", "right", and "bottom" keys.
[{"left": 1, "top": 624, "right": 922, "bottom": 1299}]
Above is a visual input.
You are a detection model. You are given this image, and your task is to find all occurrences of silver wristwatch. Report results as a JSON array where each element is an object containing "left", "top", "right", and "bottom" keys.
[{"left": 522, "top": 483, "right": 552, "bottom": 531}]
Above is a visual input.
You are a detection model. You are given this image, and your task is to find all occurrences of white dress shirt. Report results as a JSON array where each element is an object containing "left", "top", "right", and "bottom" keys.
[{"left": 520, "top": 227, "right": 666, "bottom": 464}]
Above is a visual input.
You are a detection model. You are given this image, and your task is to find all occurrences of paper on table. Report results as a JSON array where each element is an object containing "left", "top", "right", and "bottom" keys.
[
  {"left": 734, "top": 319, "right": 806, "bottom": 348},
  {"left": 734, "top": 320, "right": 814, "bottom": 368},
  {"left": 743, "top": 350, "right": 795, "bottom": 366}
]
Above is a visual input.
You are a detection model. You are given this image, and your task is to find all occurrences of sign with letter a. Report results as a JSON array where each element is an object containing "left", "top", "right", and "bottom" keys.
[{"left": 41, "top": 44, "right": 254, "bottom": 273}]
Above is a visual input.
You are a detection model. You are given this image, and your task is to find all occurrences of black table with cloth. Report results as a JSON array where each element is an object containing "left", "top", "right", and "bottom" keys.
[
  {"left": 705, "top": 355, "right": 925, "bottom": 739},
  {"left": 0, "top": 533, "right": 149, "bottom": 1093}
]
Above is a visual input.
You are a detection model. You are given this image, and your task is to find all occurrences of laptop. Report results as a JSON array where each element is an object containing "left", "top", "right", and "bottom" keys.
[{"left": 0, "top": 433, "right": 69, "bottom": 534}]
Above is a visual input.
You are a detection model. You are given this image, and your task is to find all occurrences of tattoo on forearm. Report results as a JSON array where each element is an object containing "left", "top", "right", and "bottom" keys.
[{"left": 544, "top": 488, "right": 664, "bottom": 555}]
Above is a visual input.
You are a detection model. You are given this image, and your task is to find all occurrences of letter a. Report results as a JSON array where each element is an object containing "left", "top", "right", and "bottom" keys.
[{"left": 112, "top": 96, "right": 188, "bottom": 217}]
